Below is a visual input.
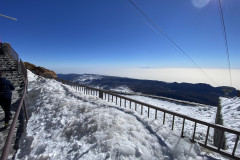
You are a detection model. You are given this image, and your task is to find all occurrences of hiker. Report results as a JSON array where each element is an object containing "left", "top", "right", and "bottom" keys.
[{"left": 0, "top": 70, "right": 15, "bottom": 127}]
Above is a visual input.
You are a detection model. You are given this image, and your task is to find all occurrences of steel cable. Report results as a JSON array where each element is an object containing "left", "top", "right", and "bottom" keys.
[
  {"left": 127, "top": 0, "right": 218, "bottom": 86},
  {"left": 217, "top": 0, "right": 232, "bottom": 87}
]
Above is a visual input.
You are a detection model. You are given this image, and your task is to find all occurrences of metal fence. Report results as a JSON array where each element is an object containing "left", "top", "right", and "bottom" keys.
[
  {"left": 7, "top": 44, "right": 18, "bottom": 62},
  {"left": 1, "top": 43, "right": 19, "bottom": 73},
  {"left": 57, "top": 78, "right": 240, "bottom": 159},
  {"left": 20, "top": 59, "right": 27, "bottom": 80}
]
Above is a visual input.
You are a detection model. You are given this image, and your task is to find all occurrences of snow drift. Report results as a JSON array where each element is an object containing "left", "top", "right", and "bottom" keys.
[{"left": 15, "top": 71, "right": 224, "bottom": 159}]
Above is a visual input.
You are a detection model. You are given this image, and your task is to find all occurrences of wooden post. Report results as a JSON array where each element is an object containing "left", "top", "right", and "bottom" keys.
[
  {"left": 148, "top": 107, "right": 150, "bottom": 118},
  {"left": 232, "top": 135, "right": 239, "bottom": 156},
  {"left": 205, "top": 126, "right": 210, "bottom": 145},
  {"left": 155, "top": 109, "right": 157, "bottom": 119},
  {"left": 181, "top": 118, "right": 185, "bottom": 137},
  {"left": 192, "top": 122, "right": 197, "bottom": 142},
  {"left": 172, "top": 115, "right": 175, "bottom": 130},
  {"left": 99, "top": 91, "right": 103, "bottom": 99},
  {"left": 163, "top": 112, "right": 166, "bottom": 124}
]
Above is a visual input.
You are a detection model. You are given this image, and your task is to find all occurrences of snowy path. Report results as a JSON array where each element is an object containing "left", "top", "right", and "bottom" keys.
[
  {"left": 15, "top": 71, "right": 223, "bottom": 160},
  {"left": 121, "top": 95, "right": 217, "bottom": 145},
  {"left": 0, "top": 86, "right": 22, "bottom": 158}
]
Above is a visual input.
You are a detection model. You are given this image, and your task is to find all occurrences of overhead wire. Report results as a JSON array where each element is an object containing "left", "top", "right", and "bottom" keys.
[
  {"left": 217, "top": 0, "right": 232, "bottom": 87},
  {"left": 127, "top": 0, "right": 218, "bottom": 86},
  {"left": 0, "top": 14, "right": 17, "bottom": 21}
]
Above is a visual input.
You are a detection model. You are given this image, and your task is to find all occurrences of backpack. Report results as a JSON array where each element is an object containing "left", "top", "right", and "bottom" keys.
[{"left": 0, "top": 77, "right": 10, "bottom": 95}]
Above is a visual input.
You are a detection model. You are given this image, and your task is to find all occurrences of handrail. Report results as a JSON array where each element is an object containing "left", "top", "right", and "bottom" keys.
[
  {"left": 57, "top": 78, "right": 240, "bottom": 159},
  {"left": 0, "top": 50, "right": 28, "bottom": 160},
  {"left": 5, "top": 43, "right": 18, "bottom": 61},
  {"left": 0, "top": 83, "right": 28, "bottom": 160},
  {"left": 20, "top": 59, "right": 28, "bottom": 80}
]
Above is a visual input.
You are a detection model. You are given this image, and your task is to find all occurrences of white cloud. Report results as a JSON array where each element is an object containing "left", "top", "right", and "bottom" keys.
[{"left": 55, "top": 67, "right": 240, "bottom": 90}]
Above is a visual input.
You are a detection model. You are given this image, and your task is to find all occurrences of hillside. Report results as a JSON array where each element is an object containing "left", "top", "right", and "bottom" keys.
[
  {"left": 57, "top": 74, "right": 238, "bottom": 106},
  {"left": 15, "top": 71, "right": 223, "bottom": 159}
]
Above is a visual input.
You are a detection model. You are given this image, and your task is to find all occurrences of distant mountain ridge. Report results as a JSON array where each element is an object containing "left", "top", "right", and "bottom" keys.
[{"left": 57, "top": 73, "right": 238, "bottom": 106}]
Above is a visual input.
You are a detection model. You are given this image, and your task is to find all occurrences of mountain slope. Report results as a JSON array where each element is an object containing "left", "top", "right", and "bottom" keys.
[
  {"left": 57, "top": 74, "right": 238, "bottom": 106},
  {"left": 15, "top": 71, "right": 222, "bottom": 159}
]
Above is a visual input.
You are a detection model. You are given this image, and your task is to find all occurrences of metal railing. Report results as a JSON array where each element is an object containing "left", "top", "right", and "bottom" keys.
[
  {"left": 57, "top": 78, "right": 240, "bottom": 159},
  {"left": 1, "top": 43, "right": 19, "bottom": 73},
  {"left": 7, "top": 44, "right": 18, "bottom": 62},
  {"left": 0, "top": 51, "right": 28, "bottom": 160},
  {"left": 20, "top": 59, "right": 27, "bottom": 80}
]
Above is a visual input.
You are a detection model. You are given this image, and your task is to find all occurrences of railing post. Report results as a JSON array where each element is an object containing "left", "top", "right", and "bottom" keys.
[
  {"left": 192, "top": 122, "right": 197, "bottom": 142},
  {"left": 181, "top": 118, "right": 185, "bottom": 137},
  {"left": 172, "top": 115, "right": 175, "bottom": 130},
  {"left": 148, "top": 107, "right": 150, "bottom": 118},
  {"left": 23, "top": 98, "right": 28, "bottom": 122},
  {"left": 232, "top": 135, "right": 239, "bottom": 156},
  {"left": 155, "top": 109, "right": 157, "bottom": 119},
  {"left": 205, "top": 126, "right": 210, "bottom": 145},
  {"left": 99, "top": 90, "right": 103, "bottom": 99},
  {"left": 163, "top": 112, "right": 166, "bottom": 124}
]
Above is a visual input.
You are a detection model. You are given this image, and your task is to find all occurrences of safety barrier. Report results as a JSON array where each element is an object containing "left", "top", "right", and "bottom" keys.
[
  {"left": 57, "top": 78, "right": 240, "bottom": 159},
  {"left": 1, "top": 43, "right": 19, "bottom": 73},
  {"left": 0, "top": 50, "right": 28, "bottom": 160}
]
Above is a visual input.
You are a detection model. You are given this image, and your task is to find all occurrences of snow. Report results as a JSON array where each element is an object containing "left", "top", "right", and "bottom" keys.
[
  {"left": 15, "top": 71, "right": 224, "bottom": 159},
  {"left": 110, "top": 85, "right": 135, "bottom": 93},
  {"left": 220, "top": 97, "right": 240, "bottom": 156},
  {"left": 72, "top": 74, "right": 102, "bottom": 84},
  {"left": 121, "top": 95, "right": 217, "bottom": 145}
]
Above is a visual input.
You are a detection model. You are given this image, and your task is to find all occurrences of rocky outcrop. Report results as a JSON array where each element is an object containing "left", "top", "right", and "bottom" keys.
[
  {"left": 238, "top": 90, "right": 240, "bottom": 97},
  {"left": 24, "top": 62, "right": 57, "bottom": 79}
]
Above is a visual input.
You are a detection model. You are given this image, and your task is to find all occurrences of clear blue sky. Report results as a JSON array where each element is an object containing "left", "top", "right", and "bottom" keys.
[{"left": 1, "top": 0, "right": 240, "bottom": 72}]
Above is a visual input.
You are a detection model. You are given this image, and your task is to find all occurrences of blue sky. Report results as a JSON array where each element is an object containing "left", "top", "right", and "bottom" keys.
[{"left": 0, "top": 0, "right": 240, "bottom": 87}]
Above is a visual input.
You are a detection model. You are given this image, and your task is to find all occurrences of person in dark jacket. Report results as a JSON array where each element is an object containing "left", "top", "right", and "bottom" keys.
[{"left": 0, "top": 70, "right": 15, "bottom": 127}]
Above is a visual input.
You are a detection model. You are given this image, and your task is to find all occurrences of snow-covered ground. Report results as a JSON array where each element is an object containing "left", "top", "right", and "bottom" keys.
[
  {"left": 15, "top": 71, "right": 226, "bottom": 159},
  {"left": 106, "top": 85, "right": 217, "bottom": 145},
  {"left": 220, "top": 97, "right": 240, "bottom": 156},
  {"left": 110, "top": 86, "right": 135, "bottom": 93},
  {"left": 122, "top": 95, "right": 217, "bottom": 144},
  {"left": 72, "top": 74, "right": 102, "bottom": 85}
]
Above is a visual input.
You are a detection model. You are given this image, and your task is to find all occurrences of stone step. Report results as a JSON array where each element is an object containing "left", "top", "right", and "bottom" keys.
[{"left": 2, "top": 61, "right": 17, "bottom": 64}]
